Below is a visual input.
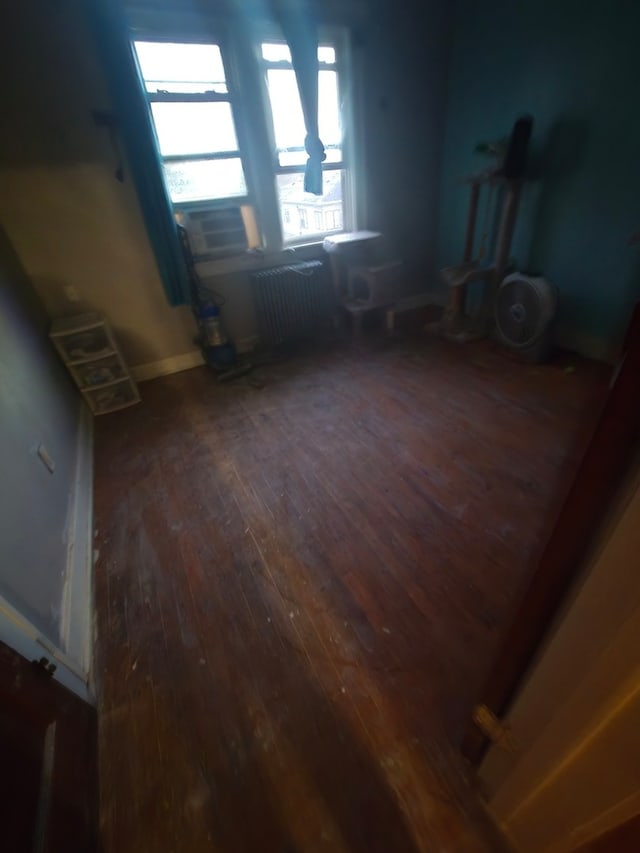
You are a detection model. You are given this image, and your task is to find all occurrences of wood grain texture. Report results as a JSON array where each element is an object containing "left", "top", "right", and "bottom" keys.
[
  {"left": 0, "top": 640, "right": 98, "bottom": 852},
  {"left": 94, "top": 332, "right": 607, "bottom": 852},
  {"left": 575, "top": 813, "right": 640, "bottom": 853}
]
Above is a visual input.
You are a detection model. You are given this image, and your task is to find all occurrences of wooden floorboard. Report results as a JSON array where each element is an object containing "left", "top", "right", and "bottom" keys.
[{"left": 94, "top": 332, "right": 608, "bottom": 852}]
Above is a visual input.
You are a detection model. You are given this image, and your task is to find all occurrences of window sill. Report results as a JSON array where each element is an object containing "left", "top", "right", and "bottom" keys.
[{"left": 195, "top": 242, "right": 326, "bottom": 278}]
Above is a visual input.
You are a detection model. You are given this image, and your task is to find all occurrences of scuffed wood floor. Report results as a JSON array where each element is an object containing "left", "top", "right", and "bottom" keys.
[{"left": 94, "top": 333, "right": 608, "bottom": 852}]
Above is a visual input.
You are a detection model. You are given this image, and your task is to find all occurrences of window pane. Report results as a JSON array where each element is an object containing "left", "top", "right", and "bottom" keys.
[
  {"left": 163, "top": 158, "right": 247, "bottom": 203},
  {"left": 150, "top": 102, "right": 238, "bottom": 156},
  {"left": 319, "top": 70, "right": 341, "bottom": 143},
  {"left": 261, "top": 43, "right": 336, "bottom": 64},
  {"left": 277, "top": 171, "right": 344, "bottom": 241},
  {"left": 318, "top": 46, "right": 336, "bottom": 64},
  {"left": 134, "top": 42, "right": 227, "bottom": 94},
  {"left": 266, "top": 69, "right": 304, "bottom": 150},
  {"left": 266, "top": 68, "right": 342, "bottom": 166},
  {"left": 262, "top": 43, "right": 291, "bottom": 62}
]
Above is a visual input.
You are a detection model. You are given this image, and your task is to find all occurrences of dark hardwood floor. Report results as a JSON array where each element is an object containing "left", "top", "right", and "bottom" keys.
[
  {"left": 0, "top": 640, "right": 98, "bottom": 852},
  {"left": 94, "top": 331, "right": 608, "bottom": 852}
]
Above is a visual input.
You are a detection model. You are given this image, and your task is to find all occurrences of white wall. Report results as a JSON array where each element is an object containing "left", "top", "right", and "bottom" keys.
[{"left": 0, "top": 228, "right": 81, "bottom": 646}]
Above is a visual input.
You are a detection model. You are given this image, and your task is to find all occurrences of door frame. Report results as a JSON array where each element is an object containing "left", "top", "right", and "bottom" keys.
[
  {"left": 463, "top": 304, "right": 640, "bottom": 765},
  {"left": 0, "top": 405, "right": 94, "bottom": 705},
  {"left": 0, "top": 595, "right": 92, "bottom": 702}
]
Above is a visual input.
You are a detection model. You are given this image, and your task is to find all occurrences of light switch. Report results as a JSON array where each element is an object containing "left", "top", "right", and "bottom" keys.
[
  {"left": 37, "top": 444, "right": 55, "bottom": 474},
  {"left": 64, "top": 285, "right": 80, "bottom": 302}
]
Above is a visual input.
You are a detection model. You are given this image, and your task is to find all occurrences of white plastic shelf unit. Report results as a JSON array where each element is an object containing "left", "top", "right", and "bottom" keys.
[{"left": 50, "top": 313, "right": 140, "bottom": 415}]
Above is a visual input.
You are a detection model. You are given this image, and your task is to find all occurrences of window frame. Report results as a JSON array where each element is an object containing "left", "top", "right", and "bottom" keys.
[
  {"left": 261, "top": 42, "right": 344, "bottom": 174},
  {"left": 128, "top": 19, "right": 358, "bottom": 256},
  {"left": 132, "top": 33, "right": 253, "bottom": 211},
  {"left": 260, "top": 34, "right": 353, "bottom": 246}
]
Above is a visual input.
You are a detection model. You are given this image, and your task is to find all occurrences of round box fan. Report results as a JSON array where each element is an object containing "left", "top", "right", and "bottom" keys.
[{"left": 495, "top": 273, "right": 558, "bottom": 362}]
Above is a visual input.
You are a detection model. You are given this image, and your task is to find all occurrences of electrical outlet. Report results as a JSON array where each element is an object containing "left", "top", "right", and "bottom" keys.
[
  {"left": 64, "top": 285, "right": 79, "bottom": 302},
  {"left": 37, "top": 444, "right": 55, "bottom": 474}
]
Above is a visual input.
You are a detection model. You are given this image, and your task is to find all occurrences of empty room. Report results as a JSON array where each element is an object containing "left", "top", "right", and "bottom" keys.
[{"left": 1, "top": 0, "right": 639, "bottom": 851}]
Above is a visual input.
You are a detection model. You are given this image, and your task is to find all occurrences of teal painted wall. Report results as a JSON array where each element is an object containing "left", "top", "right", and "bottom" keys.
[{"left": 437, "top": 0, "right": 640, "bottom": 358}]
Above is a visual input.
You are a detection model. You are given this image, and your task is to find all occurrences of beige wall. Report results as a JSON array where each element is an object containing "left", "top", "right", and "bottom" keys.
[
  {"left": 0, "top": 162, "right": 196, "bottom": 368},
  {"left": 0, "top": 0, "right": 196, "bottom": 369}
]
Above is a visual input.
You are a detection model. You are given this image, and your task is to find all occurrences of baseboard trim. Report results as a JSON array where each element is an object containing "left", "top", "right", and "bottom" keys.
[
  {"left": 132, "top": 349, "right": 205, "bottom": 382},
  {"left": 236, "top": 335, "right": 260, "bottom": 353},
  {"left": 132, "top": 339, "right": 263, "bottom": 381},
  {"left": 395, "top": 291, "right": 445, "bottom": 312},
  {"left": 0, "top": 594, "right": 90, "bottom": 702},
  {"left": 562, "top": 790, "right": 640, "bottom": 853},
  {"left": 60, "top": 403, "right": 94, "bottom": 690},
  {"left": 555, "top": 326, "right": 614, "bottom": 364},
  {"left": 393, "top": 297, "right": 615, "bottom": 364}
]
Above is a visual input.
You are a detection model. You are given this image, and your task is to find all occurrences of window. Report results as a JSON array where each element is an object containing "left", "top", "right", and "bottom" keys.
[
  {"left": 133, "top": 41, "right": 247, "bottom": 203},
  {"left": 131, "top": 29, "right": 355, "bottom": 256},
  {"left": 326, "top": 208, "right": 342, "bottom": 231},
  {"left": 262, "top": 41, "right": 346, "bottom": 243}
]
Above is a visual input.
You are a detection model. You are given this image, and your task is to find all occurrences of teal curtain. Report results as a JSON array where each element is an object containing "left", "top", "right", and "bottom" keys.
[
  {"left": 88, "top": 0, "right": 190, "bottom": 306},
  {"left": 277, "top": 5, "right": 326, "bottom": 195}
]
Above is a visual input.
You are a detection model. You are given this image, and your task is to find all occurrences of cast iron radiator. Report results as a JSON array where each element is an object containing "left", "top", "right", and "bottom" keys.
[{"left": 250, "top": 260, "right": 334, "bottom": 346}]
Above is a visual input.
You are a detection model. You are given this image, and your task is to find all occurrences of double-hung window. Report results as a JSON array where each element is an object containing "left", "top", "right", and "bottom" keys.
[
  {"left": 262, "top": 41, "right": 346, "bottom": 243},
  {"left": 132, "top": 29, "right": 353, "bottom": 259},
  {"left": 133, "top": 41, "right": 247, "bottom": 204}
]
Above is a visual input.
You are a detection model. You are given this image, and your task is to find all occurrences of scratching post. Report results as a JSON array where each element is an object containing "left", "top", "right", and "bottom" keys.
[
  {"left": 449, "top": 179, "right": 481, "bottom": 323},
  {"left": 431, "top": 115, "right": 533, "bottom": 343}
]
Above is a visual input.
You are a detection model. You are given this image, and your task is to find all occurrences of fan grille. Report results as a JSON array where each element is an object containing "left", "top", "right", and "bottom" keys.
[{"left": 496, "top": 278, "right": 543, "bottom": 347}]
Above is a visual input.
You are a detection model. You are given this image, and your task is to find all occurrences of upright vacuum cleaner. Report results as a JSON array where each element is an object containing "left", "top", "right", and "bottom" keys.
[{"left": 177, "top": 224, "right": 253, "bottom": 381}]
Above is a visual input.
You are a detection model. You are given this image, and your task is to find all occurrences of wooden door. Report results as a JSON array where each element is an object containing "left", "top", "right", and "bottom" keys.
[
  {"left": 0, "top": 639, "right": 98, "bottom": 852},
  {"left": 463, "top": 304, "right": 640, "bottom": 765},
  {"left": 477, "top": 466, "right": 640, "bottom": 852}
]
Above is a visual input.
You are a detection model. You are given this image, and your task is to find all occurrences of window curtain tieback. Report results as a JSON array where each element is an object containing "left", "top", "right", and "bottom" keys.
[{"left": 304, "top": 133, "right": 326, "bottom": 195}]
